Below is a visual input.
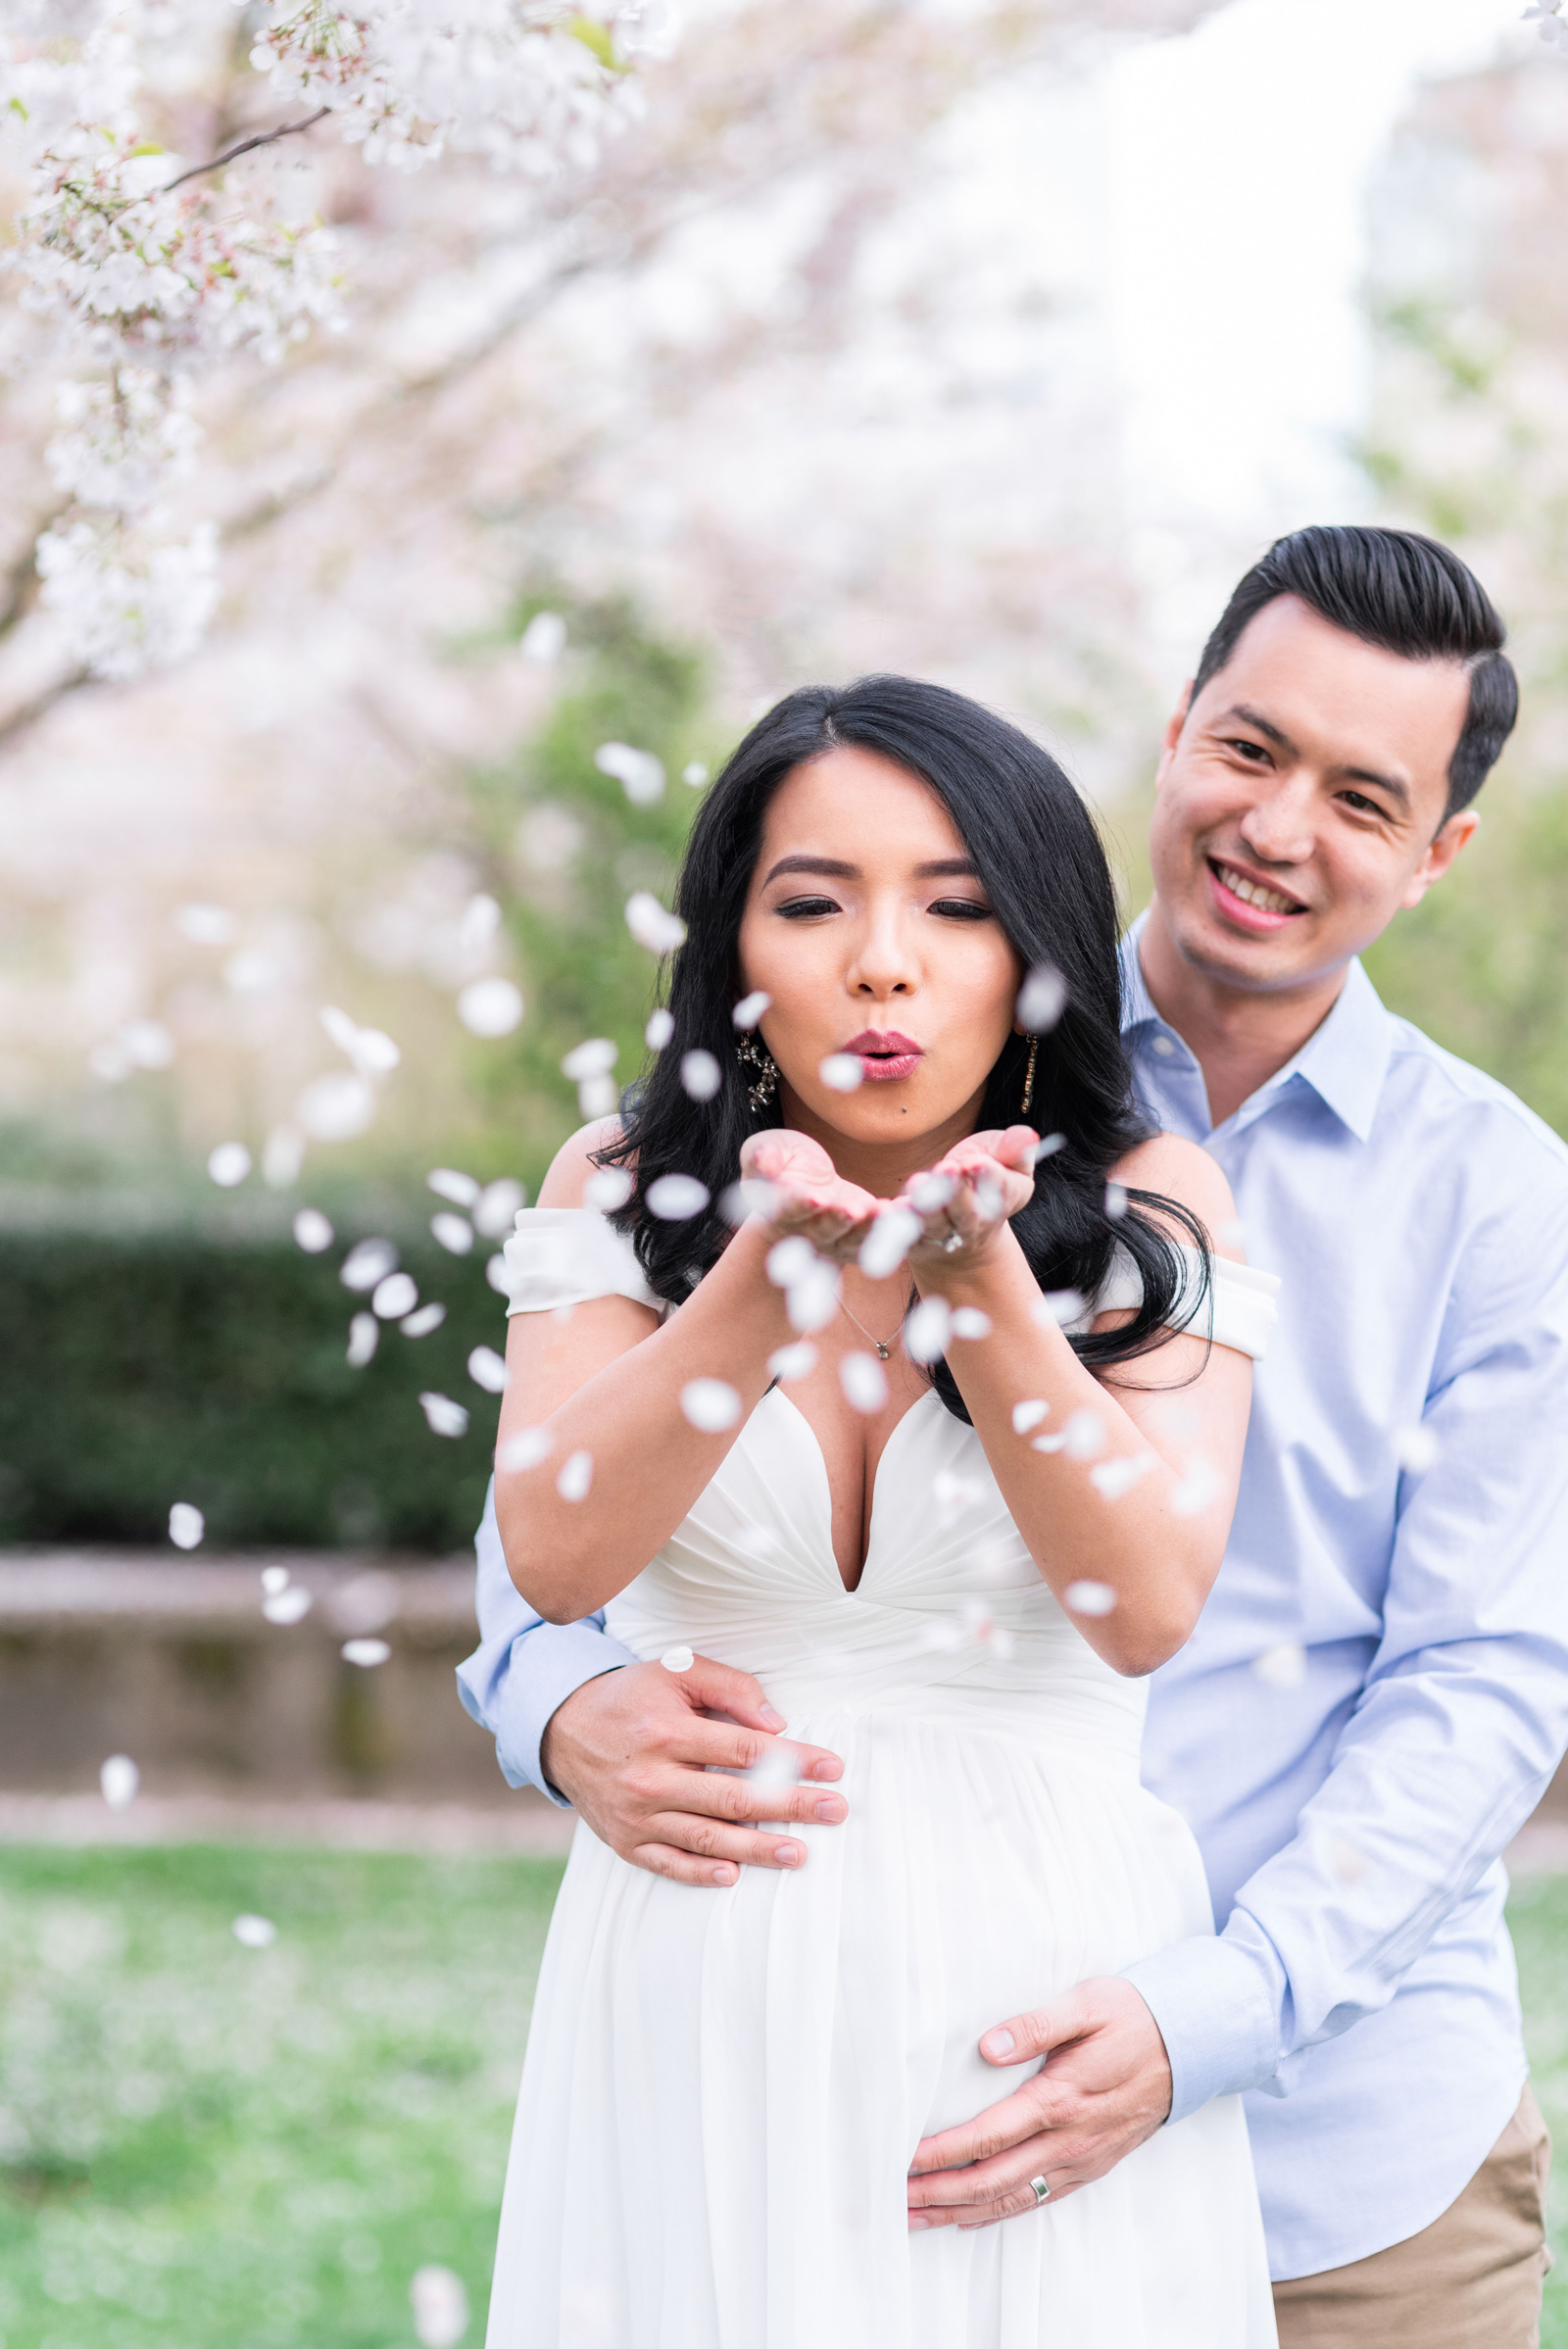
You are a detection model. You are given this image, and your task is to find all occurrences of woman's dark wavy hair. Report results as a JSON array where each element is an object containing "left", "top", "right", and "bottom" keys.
[{"left": 596, "top": 674, "right": 1209, "bottom": 1423}]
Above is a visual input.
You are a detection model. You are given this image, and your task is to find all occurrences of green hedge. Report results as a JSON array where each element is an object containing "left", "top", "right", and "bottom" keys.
[{"left": 0, "top": 1232, "right": 512, "bottom": 1551}]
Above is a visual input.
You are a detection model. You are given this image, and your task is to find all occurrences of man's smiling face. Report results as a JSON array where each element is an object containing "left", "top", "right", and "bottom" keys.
[{"left": 1149, "top": 594, "right": 1479, "bottom": 998}]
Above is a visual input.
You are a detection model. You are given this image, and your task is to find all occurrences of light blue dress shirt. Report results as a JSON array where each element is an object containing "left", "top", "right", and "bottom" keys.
[{"left": 458, "top": 918, "right": 1568, "bottom": 2279}]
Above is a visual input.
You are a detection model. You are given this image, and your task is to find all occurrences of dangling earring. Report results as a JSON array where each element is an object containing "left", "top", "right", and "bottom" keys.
[
  {"left": 735, "top": 1033, "right": 780, "bottom": 1113},
  {"left": 1020, "top": 1033, "right": 1039, "bottom": 1119}
]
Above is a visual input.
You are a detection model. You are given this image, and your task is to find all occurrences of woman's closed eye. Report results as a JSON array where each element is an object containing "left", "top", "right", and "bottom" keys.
[
  {"left": 929, "top": 897, "right": 993, "bottom": 921},
  {"left": 773, "top": 894, "right": 843, "bottom": 919}
]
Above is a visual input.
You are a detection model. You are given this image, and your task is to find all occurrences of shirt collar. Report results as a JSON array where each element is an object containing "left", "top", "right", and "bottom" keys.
[{"left": 1118, "top": 908, "right": 1395, "bottom": 1144}]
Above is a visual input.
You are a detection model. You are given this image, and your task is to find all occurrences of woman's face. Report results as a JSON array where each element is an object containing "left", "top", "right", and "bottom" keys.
[{"left": 734, "top": 746, "right": 1023, "bottom": 1164}]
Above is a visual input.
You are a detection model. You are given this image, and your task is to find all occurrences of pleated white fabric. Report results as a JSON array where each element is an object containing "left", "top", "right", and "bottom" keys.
[{"left": 486, "top": 1369, "right": 1277, "bottom": 2349}]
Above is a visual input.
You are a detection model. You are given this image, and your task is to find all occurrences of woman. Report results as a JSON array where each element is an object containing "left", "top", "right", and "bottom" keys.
[{"left": 485, "top": 677, "right": 1279, "bottom": 2347}]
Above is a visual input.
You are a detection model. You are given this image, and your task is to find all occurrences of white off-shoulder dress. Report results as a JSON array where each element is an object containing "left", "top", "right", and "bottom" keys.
[{"left": 485, "top": 1210, "right": 1282, "bottom": 2349}]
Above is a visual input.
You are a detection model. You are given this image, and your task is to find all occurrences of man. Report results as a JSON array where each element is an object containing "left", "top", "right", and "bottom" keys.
[{"left": 460, "top": 527, "right": 1568, "bottom": 2343}]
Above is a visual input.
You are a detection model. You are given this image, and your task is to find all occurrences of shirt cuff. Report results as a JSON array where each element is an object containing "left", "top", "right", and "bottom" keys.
[
  {"left": 458, "top": 1621, "right": 637, "bottom": 1805},
  {"left": 1119, "top": 1933, "right": 1283, "bottom": 2123}
]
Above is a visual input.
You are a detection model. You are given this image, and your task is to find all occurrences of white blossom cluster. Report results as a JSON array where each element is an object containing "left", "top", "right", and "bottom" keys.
[
  {"left": 1525, "top": 1, "right": 1568, "bottom": 46},
  {"left": 1, "top": 0, "right": 662, "bottom": 683}
]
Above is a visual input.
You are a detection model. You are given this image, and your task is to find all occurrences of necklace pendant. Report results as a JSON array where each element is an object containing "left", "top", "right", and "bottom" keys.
[{"left": 875, "top": 1341, "right": 891, "bottom": 1360}]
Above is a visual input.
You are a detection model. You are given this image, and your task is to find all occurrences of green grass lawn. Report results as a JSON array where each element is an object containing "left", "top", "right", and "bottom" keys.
[{"left": 0, "top": 1844, "right": 1563, "bottom": 2347}]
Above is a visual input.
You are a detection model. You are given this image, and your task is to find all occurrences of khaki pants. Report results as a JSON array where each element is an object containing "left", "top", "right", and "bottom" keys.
[{"left": 1272, "top": 2086, "right": 1552, "bottom": 2348}]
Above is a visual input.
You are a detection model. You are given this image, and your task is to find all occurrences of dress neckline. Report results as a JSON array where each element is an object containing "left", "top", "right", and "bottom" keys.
[{"left": 763, "top": 1384, "right": 945, "bottom": 1596}]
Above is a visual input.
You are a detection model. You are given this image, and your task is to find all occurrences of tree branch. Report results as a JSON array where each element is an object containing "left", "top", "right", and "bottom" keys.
[{"left": 163, "top": 108, "right": 331, "bottom": 194}]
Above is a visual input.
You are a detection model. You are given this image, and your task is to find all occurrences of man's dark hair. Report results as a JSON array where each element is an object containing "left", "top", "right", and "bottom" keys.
[{"left": 1191, "top": 524, "right": 1518, "bottom": 822}]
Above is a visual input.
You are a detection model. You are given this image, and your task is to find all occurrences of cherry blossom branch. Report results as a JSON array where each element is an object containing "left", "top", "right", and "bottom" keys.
[{"left": 162, "top": 107, "right": 331, "bottom": 195}]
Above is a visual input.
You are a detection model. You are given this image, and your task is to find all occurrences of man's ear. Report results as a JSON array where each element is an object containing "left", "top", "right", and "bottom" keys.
[
  {"left": 1154, "top": 682, "right": 1195, "bottom": 791},
  {"left": 1400, "top": 807, "right": 1480, "bottom": 911}
]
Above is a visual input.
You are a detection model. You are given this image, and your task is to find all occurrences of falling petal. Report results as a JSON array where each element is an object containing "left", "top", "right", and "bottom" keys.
[
  {"left": 372, "top": 1272, "right": 418, "bottom": 1320},
  {"left": 625, "top": 893, "right": 687, "bottom": 954},
  {"left": 818, "top": 1052, "right": 862, "bottom": 1093},
  {"left": 402, "top": 1303, "right": 447, "bottom": 1338},
  {"left": 1089, "top": 1453, "right": 1156, "bottom": 1500},
  {"left": 297, "top": 1071, "right": 375, "bottom": 1141},
  {"left": 459, "top": 894, "right": 502, "bottom": 953},
  {"left": 123, "top": 1019, "right": 174, "bottom": 1069},
  {"left": 840, "top": 1351, "right": 888, "bottom": 1414},
  {"left": 263, "top": 1126, "right": 306, "bottom": 1188},
  {"left": 1016, "top": 963, "right": 1066, "bottom": 1032},
  {"left": 584, "top": 1167, "right": 635, "bottom": 1211},
  {"left": 1011, "top": 1399, "right": 1050, "bottom": 1435},
  {"left": 1393, "top": 1423, "right": 1440, "bottom": 1473},
  {"left": 428, "top": 1167, "right": 481, "bottom": 1207},
  {"left": 207, "top": 1141, "right": 251, "bottom": 1188},
  {"left": 351, "top": 1027, "right": 401, "bottom": 1077},
  {"left": 418, "top": 1392, "right": 469, "bottom": 1439},
  {"left": 1253, "top": 1640, "right": 1307, "bottom": 1689},
  {"left": 661, "top": 1644, "right": 695, "bottom": 1673},
  {"left": 261, "top": 1566, "right": 290, "bottom": 1595},
  {"left": 319, "top": 1004, "right": 360, "bottom": 1058},
  {"left": 341, "top": 1638, "right": 392, "bottom": 1668},
  {"left": 1104, "top": 1182, "right": 1128, "bottom": 1221},
  {"left": 498, "top": 1428, "right": 552, "bottom": 1474},
  {"left": 431, "top": 1212, "right": 474, "bottom": 1254},
  {"left": 263, "top": 1587, "right": 313, "bottom": 1625},
  {"left": 786, "top": 1263, "right": 840, "bottom": 1335},
  {"left": 100, "top": 1754, "right": 139, "bottom": 1808},
  {"left": 1034, "top": 1290, "right": 1086, "bottom": 1327},
  {"left": 680, "top": 1050, "right": 722, "bottom": 1101},
  {"left": 1171, "top": 1459, "right": 1219, "bottom": 1517},
  {"left": 175, "top": 903, "right": 235, "bottom": 946},
  {"left": 952, "top": 1308, "right": 992, "bottom": 1340},
  {"left": 1061, "top": 1407, "right": 1106, "bottom": 1459},
  {"left": 906, "top": 1171, "right": 956, "bottom": 1212},
  {"left": 718, "top": 1176, "right": 781, "bottom": 1227},
  {"left": 331, "top": 1571, "right": 398, "bottom": 1634},
  {"left": 341, "top": 1238, "right": 398, "bottom": 1291},
  {"left": 1028, "top": 1133, "right": 1067, "bottom": 1164},
  {"left": 169, "top": 1501, "right": 205, "bottom": 1550},
  {"left": 293, "top": 1207, "right": 334, "bottom": 1253},
  {"left": 680, "top": 1378, "right": 742, "bottom": 1432},
  {"left": 1063, "top": 1580, "right": 1117, "bottom": 1617},
  {"left": 767, "top": 1340, "right": 817, "bottom": 1382},
  {"left": 557, "top": 1449, "right": 594, "bottom": 1501},
  {"left": 594, "top": 741, "right": 665, "bottom": 806},
  {"left": 765, "top": 1237, "right": 816, "bottom": 1288},
  {"left": 1216, "top": 1217, "right": 1247, "bottom": 1250},
  {"left": 1031, "top": 1431, "right": 1066, "bottom": 1452},
  {"left": 459, "top": 978, "right": 524, "bottom": 1038},
  {"left": 578, "top": 1073, "right": 618, "bottom": 1118},
  {"left": 485, "top": 1253, "right": 512, "bottom": 1296},
  {"left": 646, "top": 1174, "right": 710, "bottom": 1220},
  {"left": 473, "top": 1179, "right": 526, "bottom": 1239},
  {"left": 346, "top": 1313, "right": 378, "bottom": 1368},
  {"left": 467, "top": 1345, "right": 511, "bottom": 1394},
  {"left": 519, "top": 610, "right": 566, "bottom": 663},
  {"left": 732, "top": 991, "right": 770, "bottom": 1030},
  {"left": 682, "top": 761, "right": 709, "bottom": 788},
  {"left": 858, "top": 1205, "right": 921, "bottom": 1280},
  {"left": 745, "top": 1745, "right": 798, "bottom": 1796},
  {"left": 645, "top": 1007, "right": 675, "bottom": 1049},
  {"left": 562, "top": 1038, "right": 618, "bottom": 1081},
  {"left": 904, "top": 1297, "right": 952, "bottom": 1364},
  {"left": 231, "top": 1914, "right": 276, "bottom": 1948}
]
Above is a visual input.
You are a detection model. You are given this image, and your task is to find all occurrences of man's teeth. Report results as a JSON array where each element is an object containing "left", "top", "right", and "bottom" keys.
[{"left": 1217, "top": 864, "right": 1300, "bottom": 916}]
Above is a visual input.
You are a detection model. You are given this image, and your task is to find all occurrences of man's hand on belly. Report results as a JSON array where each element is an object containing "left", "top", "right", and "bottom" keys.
[
  {"left": 539, "top": 1657, "right": 849, "bottom": 1886},
  {"left": 905, "top": 1980, "right": 1174, "bottom": 2230}
]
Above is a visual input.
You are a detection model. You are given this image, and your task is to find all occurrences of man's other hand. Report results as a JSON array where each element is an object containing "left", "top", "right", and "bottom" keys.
[
  {"left": 906, "top": 1979, "right": 1173, "bottom": 2230},
  {"left": 539, "top": 1656, "right": 848, "bottom": 1886}
]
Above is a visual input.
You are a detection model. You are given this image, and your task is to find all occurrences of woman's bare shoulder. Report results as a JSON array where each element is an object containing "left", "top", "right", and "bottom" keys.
[
  {"left": 534, "top": 1118, "right": 627, "bottom": 1209},
  {"left": 1111, "top": 1131, "right": 1239, "bottom": 1255}
]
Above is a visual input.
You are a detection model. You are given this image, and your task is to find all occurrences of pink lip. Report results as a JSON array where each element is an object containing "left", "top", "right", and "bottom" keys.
[
  {"left": 843, "top": 1029, "right": 924, "bottom": 1083},
  {"left": 1206, "top": 858, "right": 1306, "bottom": 936}
]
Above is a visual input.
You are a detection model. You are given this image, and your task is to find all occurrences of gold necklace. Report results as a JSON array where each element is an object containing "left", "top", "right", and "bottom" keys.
[{"left": 838, "top": 1285, "right": 912, "bottom": 1361}]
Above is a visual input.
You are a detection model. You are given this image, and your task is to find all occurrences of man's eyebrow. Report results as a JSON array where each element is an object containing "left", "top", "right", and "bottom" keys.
[
  {"left": 1340, "top": 762, "right": 1411, "bottom": 810},
  {"left": 1215, "top": 702, "right": 1296, "bottom": 755},
  {"left": 760, "top": 855, "right": 858, "bottom": 885}
]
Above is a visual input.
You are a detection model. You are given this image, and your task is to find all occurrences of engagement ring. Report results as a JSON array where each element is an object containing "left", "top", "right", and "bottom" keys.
[{"left": 940, "top": 1231, "right": 964, "bottom": 1254}]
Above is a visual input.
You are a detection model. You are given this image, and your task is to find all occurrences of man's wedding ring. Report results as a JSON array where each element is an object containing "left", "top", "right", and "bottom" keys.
[{"left": 1028, "top": 2175, "right": 1052, "bottom": 2205}]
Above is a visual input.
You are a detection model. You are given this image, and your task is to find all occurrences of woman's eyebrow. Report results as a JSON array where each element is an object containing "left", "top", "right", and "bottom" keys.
[
  {"left": 913, "top": 857, "right": 980, "bottom": 878},
  {"left": 760, "top": 855, "right": 858, "bottom": 885}
]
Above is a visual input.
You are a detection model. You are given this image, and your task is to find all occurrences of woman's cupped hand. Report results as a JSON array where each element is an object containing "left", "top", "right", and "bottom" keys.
[{"left": 737, "top": 1125, "right": 1041, "bottom": 1274}]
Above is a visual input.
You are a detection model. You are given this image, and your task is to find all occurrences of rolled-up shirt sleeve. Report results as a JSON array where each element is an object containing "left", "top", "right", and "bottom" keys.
[
  {"left": 1124, "top": 1200, "right": 1568, "bottom": 2122},
  {"left": 456, "top": 1477, "right": 636, "bottom": 1803}
]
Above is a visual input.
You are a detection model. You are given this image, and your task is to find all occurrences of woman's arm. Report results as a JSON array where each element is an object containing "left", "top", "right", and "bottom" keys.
[
  {"left": 906, "top": 1129, "right": 1250, "bottom": 1677},
  {"left": 495, "top": 1124, "right": 876, "bottom": 1623}
]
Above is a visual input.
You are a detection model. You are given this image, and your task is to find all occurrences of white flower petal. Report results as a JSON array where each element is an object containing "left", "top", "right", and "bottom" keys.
[
  {"left": 1063, "top": 1580, "right": 1117, "bottom": 1617},
  {"left": 427, "top": 1167, "right": 481, "bottom": 1207},
  {"left": 646, "top": 1173, "right": 710, "bottom": 1221},
  {"left": 231, "top": 1914, "right": 276, "bottom": 1948},
  {"left": 431, "top": 1212, "right": 474, "bottom": 1254},
  {"left": 458, "top": 978, "right": 524, "bottom": 1038},
  {"left": 680, "top": 1377, "right": 742, "bottom": 1432},
  {"left": 1016, "top": 963, "right": 1066, "bottom": 1032},
  {"left": 169, "top": 1501, "right": 204, "bottom": 1550},
  {"left": 341, "top": 1638, "right": 392, "bottom": 1668},
  {"left": 680, "top": 1049, "right": 722, "bottom": 1101},
  {"left": 840, "top": 1351, "right": 888, "bottom": 1414},
  {"left": 207, "top": 1141, "right": 251, "bottom": 1188},
  {"left": 346, "top": 1313, "right": 379, "bottom": 1368},
  {"left": 556, "top": 1449, "right": 594, "bottom": 1501},
  {"left": 418, "top": 1392, "right": 469, "bottom": 1439},
  {"left": 100, "top": 1754, "right": 139, "bottom": 1808},
  {"left": 467, "top": 1345, "right": 511, "bottom": 1394}
]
